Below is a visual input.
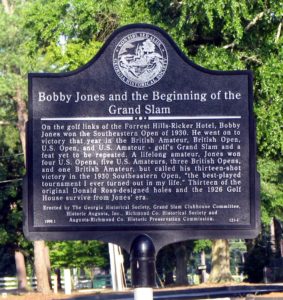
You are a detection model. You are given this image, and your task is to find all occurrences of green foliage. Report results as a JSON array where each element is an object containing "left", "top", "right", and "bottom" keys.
[
  {"left": 193, "top": 240, "right": 212, "bottom": 253},
  {"left": 194, "top": 46, "right": 246, "bottom": 70},
  {"left": 0, "top": 3, "right": 27, "bottom": 98},
  {"left": 0, "top": 125, "right": 25, "bottom": 244},
  {"left": 0, "top": 1, "right": 32, "bottom": 275},
  {"left": 24, "top": 0, "right": 119, "bottom": 71},
  {"left": 49, "top": 241, "right": 109, "bottom": 270},
  {"left": 258, "top": 158, "right": 283, "bottom": 224},
  {"left": 0, "top": 0, "right": 26, "bottom": 250},
  {"left": 0, "top": 124, "right": 28, "bottom": 275},
  {"left": 255, "top": 52, "right": 283, "bottom": 157}
]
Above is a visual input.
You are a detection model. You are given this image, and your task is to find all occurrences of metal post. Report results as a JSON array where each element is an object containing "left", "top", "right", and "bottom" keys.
[
  {"left": 130, "top": 235, "right": 156, "bottom": 300},
  {"left": 108, "top": 243, "right": 125, "bottom": 291}
]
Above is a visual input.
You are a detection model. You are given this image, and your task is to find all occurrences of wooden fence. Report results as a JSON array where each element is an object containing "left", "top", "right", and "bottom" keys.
[
  {"left": 0, "top": 276, "right": 62, "bottom": 290},
  {"left": 0, "top": 274, "right": 112, "bottom": 291}
]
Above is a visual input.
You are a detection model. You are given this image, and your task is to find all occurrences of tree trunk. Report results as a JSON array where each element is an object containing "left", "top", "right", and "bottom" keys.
[
  {"left": 44, "top": 245, "right": 52, "bottom": 289},
  {"left": 174, "top": 242, "right": 188, "bottom": 285},
  {"left": 159, "top": 245, "right": 176, "bottom": 286},
  {"left": 34, "top": 240, "right": 51, "bottom": 294},
  {"left": 270, "top": 218, "right": 277, "bottom": 255},
  {"left": 200, "top": 250, "right": 207, "bottom": 283},
  {"left": 15, "top": 250, "right": 28, "bottom": 291},
  {"left": 208, "top": 239, "right": 234, "bottom": 283}
]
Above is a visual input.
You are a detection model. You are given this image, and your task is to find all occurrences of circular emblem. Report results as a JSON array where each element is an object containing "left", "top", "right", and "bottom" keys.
[{"left": 113, "top": 32, "right": 168, "bottom": 88}]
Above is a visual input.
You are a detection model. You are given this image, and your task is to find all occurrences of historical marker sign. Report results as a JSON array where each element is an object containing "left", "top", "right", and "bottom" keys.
[{"left": 24, "top": 24, "right": 259, "bottom": 251}]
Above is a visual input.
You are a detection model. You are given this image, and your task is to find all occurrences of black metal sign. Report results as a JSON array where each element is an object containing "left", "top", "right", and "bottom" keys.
[{"left": 24, "top": 24, "right": 259, "bottom": 252}]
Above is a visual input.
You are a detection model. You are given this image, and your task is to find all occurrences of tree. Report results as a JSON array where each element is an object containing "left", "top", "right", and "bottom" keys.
[
  {"left": 258, "top": 158, "right": 283, "bottom": 225},
  {"left": 244, "top": 159, "right": 283, "bottom": 282},
  {"left": 125, "top": 0, "right": 283, "bottom": 281},
  {"left": 208, "top": 240, "right": 234, "bottom": 283},
  {"left": 0, "top": 0, "right": 51, "bottom": 293},
  {"left": 0, "top": 1, "right": 28, "bottom": 290},
  {"left": 156, "top": 244, "right": 175, "bottom": 285},
  {"left": 49, "top": 241, "right": 109, "bottom": 270},
  {"left": 174, "top": 242, "right": 189, "bottom": 285},
  {"left": 120, "top": 1, "right": 283, "bottom": 157},
  {"left": 0, "top": 0, "right": 281, "bottom": 286},
  {"left": 23, "top": 0, "right": 118, "bottom": 72}
]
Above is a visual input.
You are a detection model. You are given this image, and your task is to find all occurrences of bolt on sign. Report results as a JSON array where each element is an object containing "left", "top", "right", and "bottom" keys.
[{"left": 24, "top": 24, "right": 260, "bottom": 252}]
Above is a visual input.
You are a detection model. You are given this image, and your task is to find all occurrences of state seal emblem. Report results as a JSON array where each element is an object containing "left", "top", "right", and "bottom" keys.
[{"left": 113, "top": 32, "right": 168, "bottom": 88}]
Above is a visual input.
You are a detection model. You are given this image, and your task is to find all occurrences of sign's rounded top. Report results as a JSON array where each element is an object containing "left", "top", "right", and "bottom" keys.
[{"left": 29, "top": 23, "right": 252, "bottom": 83}]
